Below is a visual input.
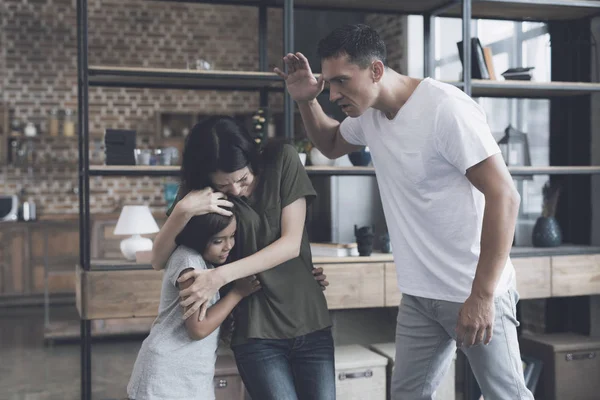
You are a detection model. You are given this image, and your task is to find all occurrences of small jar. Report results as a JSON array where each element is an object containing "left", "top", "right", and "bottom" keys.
[
  {"left": 48, "top": 109, "right": 59, "bottom": 137},
  {"left": 63, "top": 109, "right": 75, "bottom": 137}
]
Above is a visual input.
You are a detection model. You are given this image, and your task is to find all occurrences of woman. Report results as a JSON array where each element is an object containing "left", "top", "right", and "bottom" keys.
[
  {"left": 151, "top": 116, "right": 335, "bottom": 400},
  {"left": 127, "top": 210, "right": 261, "bottom": 400}
]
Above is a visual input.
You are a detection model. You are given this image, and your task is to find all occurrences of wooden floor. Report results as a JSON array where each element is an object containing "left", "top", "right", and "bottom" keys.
[{"left": 0, "top": 305, "right": 144, "bottom": 400}]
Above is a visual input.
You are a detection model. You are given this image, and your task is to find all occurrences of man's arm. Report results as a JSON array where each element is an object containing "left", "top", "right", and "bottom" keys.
[
  {"left": 466, "top": 153, "right": 520, "bottom": 298},
  {"left": 275, "top": 52, "right": 361, "bottom": 159},
  {"left": 456, "top": 153, "right": 520, "bottom": 348},
  {"left": 298, "top": 99, "right": 362, "bottom": 159}
]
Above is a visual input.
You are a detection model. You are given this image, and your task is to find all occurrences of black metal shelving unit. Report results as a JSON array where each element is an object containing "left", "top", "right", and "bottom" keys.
[{"left": 76, "top": 0, "right": 600, "bottom": 398}]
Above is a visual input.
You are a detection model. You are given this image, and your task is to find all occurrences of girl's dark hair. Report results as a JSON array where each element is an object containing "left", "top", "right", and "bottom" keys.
[
  {"left": 317, "top": 24, "right": 387, "bottom": 69},
  {"left": 175, "top": 209, "right": 236, "bottom": 343},
  {"left": 180, "top": 116, "right": 262, "bottom": 195},
  {"left": 174, "top": 209, "right": 235, "bottom": 255}
]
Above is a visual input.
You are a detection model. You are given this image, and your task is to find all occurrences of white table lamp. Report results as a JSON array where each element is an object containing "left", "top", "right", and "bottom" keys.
[{"left": 113, "top": 205, "right": 160, "bottom": 261}]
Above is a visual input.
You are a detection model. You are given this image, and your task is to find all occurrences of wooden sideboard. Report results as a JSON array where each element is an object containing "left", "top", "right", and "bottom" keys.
[
  {"left": 76, "top": 246, "right": 600, "bottom": 321},
  {"left": 0, "top": 213, "right": 166, "bottom": 306}
]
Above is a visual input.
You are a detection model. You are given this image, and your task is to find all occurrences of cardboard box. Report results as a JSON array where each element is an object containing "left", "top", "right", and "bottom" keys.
[
  {"left": 520, "top": 333, "right": 600, "bottom": 400},
  {"left": 370, "top": 342, "right": 456, "bottom": 400},
  {"left": 335, "top": 345, "right": 388, "bottom": 400}
]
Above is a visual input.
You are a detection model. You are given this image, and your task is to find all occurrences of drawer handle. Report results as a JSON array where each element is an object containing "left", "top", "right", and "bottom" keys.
[
  {"left": 216, "top": 378, "right": 228, "bottom": 388},
  {"left": 338, "top": 370, "right": 373, "bottom": 380},
  {"left": 565, "top": 352, "right": 596, "bottom": 361}
]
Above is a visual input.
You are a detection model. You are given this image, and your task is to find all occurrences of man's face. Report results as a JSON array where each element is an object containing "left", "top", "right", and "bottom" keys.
[{"left": 321, "top": 54, "right": 377, "bottom": 118}]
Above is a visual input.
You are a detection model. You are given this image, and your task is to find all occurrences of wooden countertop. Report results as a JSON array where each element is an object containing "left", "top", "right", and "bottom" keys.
[{"left": 86, "top": 245, "right": 600, "bottom": 271}]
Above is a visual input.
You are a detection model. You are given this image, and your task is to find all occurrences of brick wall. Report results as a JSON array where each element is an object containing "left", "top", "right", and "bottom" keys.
[
  {"left": 0, "top": 0, "right": 284, "bottom": 215},
  {"left": 365, "top": 14, "right": 406, "bottom": 73},
  {"left": 0, "top": 1, "right": 405, "bottom": 216}
]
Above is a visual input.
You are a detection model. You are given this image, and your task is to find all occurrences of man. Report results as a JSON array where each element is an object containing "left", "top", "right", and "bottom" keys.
[{"left": 275, "top": 24, "right": 534, "bottom": 400}]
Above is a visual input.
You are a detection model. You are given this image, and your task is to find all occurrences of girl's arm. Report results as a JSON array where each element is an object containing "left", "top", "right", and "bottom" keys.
[
  {"left": 178, "top": 197, "right": 307, "bottom": 320},
  {"left": 151, "top": 188, "right": 233, "bottom": 271},
  {"left": 179, "top": 270, "right": 261, "bottom": 340}
]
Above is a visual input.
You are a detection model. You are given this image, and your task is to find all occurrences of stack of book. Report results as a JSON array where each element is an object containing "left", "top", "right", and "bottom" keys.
[
  {"left": 501, "top": 67, "right": 535, "bottom": 81},
  {"left": 310, "top": 243, "right": 359, "bottom": 257}
]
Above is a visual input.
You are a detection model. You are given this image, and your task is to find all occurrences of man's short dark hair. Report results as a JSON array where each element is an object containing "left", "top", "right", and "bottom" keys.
[{"left": 317, "top": 24, "right": 387, "bottom": 68}]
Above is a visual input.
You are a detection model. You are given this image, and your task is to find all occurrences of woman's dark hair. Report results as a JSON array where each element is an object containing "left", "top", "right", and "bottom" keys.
[
  {"left": 175, "top": 209, "right": 235, "bottom": 255},
  {"left": 180, "top": 116, "right": 262, "bottom": 195},
  {"left": 317, "top": 24, "right": 387, "bottom": 68}
]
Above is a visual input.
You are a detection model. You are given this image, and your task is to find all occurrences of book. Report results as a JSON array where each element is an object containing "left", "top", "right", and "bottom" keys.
[
  {"left": 457, "top": 37, "right": 490, "bottom": 80},
  {"left": 483, "top": 47, "right": 496, "bottom": 80},
  {"left": 310, "top": 242, "right": 359, "bottom": 257}
]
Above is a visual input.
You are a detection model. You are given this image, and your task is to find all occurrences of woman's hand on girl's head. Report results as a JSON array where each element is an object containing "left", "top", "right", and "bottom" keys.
[
  {"left": 178, "top": 268, "right": 227, "bottom": 320},
  {"left": 177, "top": 187, "right": 234, "bottom": 219}
]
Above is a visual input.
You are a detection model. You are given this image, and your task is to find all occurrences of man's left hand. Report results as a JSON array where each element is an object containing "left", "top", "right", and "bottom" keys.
[{"left": 455, "top": 293, "right": 495, "bottom": 348}]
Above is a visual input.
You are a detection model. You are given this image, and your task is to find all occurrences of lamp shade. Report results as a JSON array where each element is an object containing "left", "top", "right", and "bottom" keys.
[{"left": 114, "top": 205, "right": 159, "bottom": 236}]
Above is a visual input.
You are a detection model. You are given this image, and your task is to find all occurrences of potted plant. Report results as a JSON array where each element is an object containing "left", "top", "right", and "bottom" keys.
[
  {"left": 294, "top": 138, "right": 311, "bottom": 166},
  {"left": 532, "top": 180, "right": 562, "bottom": 247}
]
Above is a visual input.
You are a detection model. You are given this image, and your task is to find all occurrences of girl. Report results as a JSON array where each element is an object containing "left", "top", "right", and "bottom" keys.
[
  {"left": 151, "top": 116, "right": 335, "bottom": 400},
  {"left": 127, "top": 211, "right": 259, "bottom": 400}
]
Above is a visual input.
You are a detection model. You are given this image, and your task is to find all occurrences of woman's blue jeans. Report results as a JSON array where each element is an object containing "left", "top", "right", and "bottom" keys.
[{"left": 232, "top": 327, "right": 336, "bottom": 400}]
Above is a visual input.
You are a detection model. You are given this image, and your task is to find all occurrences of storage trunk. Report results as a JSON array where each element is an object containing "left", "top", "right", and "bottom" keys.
[
  {"left": 335, "top": 345, "right": 388, "bottom": 400},
  {"left": 519, "top": 333, "right": 600, "bottom": 400},
  {"left": 369, "top": 342, "right": 456, "bottom": 400},
  {"left": 214, "top": 351, "right": 248, "bottom": 400}
]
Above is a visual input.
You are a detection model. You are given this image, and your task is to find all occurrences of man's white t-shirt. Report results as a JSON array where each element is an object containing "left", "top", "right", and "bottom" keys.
[{"left": 340, "top": 77, "right": 515, "bottom": 303}]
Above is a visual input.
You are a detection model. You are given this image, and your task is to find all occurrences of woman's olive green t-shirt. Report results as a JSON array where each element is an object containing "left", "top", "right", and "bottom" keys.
[{"left": 169, "top": 143, "right": 331, "bottom": 346}]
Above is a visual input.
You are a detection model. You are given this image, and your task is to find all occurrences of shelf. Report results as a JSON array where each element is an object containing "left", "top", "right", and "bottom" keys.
[
  {"left": 89, "top": 165, "right": 179, "bottom": 177},
  {"left": 89, "top": 165, "right": 377, "bottom": 176},
  {"left": 510, "top": 245, "right": 600, "bottom": 258},
  {"left": 275, "top": 0, "right": 450, "bottom": 13},
  {"left": 87, "top": 68, "right": 600, "bottom": 97},
  {"left": 89, "top": 165, "right": 600, "bottom": 177},
  {"left": 446, "top": 80, "right": 600, "bottom": 98},
  {"left": 305, "top": 166, "right": 376, "bottom": 175},
  {"left": 437, "top": 0, "right": 600, "bottom": 22},
  {"left": 88, "top": 66, "right": 283, "bottom": 91},
  {"left": 509, "top": 166, "right": 600, "bottom": 175},
  {"left": 173, "top": 0, "right": 600, "bottom": 19}
]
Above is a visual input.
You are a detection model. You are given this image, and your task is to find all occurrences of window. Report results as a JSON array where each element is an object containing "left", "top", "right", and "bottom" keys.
[{"left": 407, "top": 16, "right": 552, "bottom": 243}]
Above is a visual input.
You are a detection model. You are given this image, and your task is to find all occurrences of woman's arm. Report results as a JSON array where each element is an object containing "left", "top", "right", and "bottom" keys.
[
  {"left": 151, "top": 188, "right": 233, "bottom": 270},
  {"left": 179, "top": 271, "right": 261, "bottom": 340},
  {"left": 178, "top": 197, "right": 307, "bottom": 320}
]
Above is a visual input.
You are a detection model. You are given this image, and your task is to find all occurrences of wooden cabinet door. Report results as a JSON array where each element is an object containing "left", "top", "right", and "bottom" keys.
[
  {"left": 552, "top": 254, "right": 600, "bottom": 297},
  {"left": 30, "top": 223, "right": 79, "bottom": 293},
  {"left": 384, "top": 263, "right": 402, "bottom": 307},
  {"left": 318, "top": 262, "right": 385, "bottom": 309},
  {"left": 0, "top": 227, "right": 28, "bottom": 295},
  {"left": 512, "top": 256, "right": 551, "bottom": 299}
]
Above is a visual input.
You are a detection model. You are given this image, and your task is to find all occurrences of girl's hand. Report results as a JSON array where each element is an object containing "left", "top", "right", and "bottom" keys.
[
  {"left": 232, "top": 275, "right": 262, "bottom": 298},
  {"left": 177, "top": 187, "right": 233, "bottom": 218},
  {"left": 312, "top": 267, "right": 329, "bottom": 291},
  {"left": 178, "top": 268, "right": 227, "bottom": 320}
]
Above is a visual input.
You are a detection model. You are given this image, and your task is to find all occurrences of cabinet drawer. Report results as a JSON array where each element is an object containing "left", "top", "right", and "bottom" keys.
[
  {"left": 512, "top": 256, "right": 551, "bottom": 299},
  {"left": 319, "top": 263, "right": 385, "bottom": 309},
  {"left": 384, "top": 263, "right": 402, "bottom": 307},
  {"left": 551, "top": 255, "right": 600, "bottom": 297}
]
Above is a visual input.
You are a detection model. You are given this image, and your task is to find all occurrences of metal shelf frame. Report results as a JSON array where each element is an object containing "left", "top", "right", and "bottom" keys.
[{"left": 76, "top": 0, "right": 600, "bottom": 398}]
